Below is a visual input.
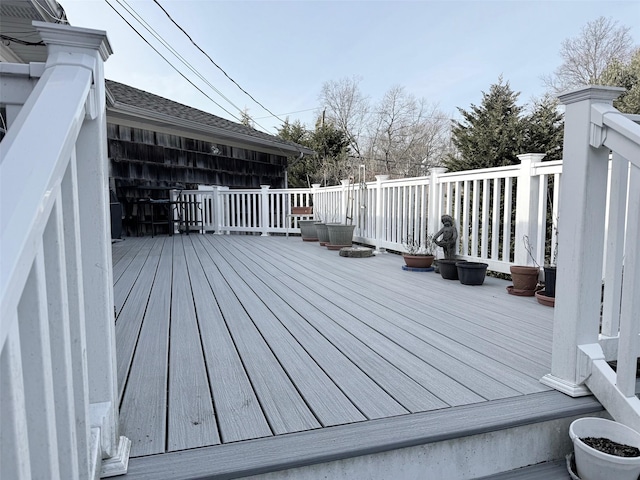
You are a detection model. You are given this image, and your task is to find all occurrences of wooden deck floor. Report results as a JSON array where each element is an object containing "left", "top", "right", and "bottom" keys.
[{"left": 112, "top": 234, "right": 561, "bottom": 462}]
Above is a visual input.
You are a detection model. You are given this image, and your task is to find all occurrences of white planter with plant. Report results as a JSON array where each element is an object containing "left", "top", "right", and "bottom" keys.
[{"left": 569, "top": 417, "right": 640, "bottom": 480}]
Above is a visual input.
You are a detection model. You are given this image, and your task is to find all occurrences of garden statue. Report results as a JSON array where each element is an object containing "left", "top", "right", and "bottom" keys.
[{"left": 434, "top": 214, "right": 458, "bottom": 259}]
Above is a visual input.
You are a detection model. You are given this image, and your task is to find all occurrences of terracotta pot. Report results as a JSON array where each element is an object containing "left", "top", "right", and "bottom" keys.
[
  {"left": 509, "top": 265, "right": 540, "bottom": 295},
  {"left": 292, "top": 206, "right": 313, "bottom": 214},
  {"left": 403, "top": 254, "right": 435, "bottom": 269}
]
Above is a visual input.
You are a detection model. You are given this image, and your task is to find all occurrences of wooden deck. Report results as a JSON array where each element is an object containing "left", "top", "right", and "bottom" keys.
[{"left": 112, "top": 234, "right": 600, "bottom": 479}]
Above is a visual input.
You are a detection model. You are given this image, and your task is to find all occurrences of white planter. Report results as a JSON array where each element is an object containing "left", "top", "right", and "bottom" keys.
[{"left": 569, "top": 417, "right": 640, "bottom": 480}]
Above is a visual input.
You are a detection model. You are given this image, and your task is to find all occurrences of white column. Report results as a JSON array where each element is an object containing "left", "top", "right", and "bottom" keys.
[
  {"left": 514, "top": 153, "right": 545, "bottom": 266},
  {"left": 260, "top": 185, "right": 270, "bottom": 236},
  {"left": 428, "top": 168, "right": 447, "bottom": 252},
  {"left": 541, "top": 86, "right": 622, "bottom": 396},
  {"left": 35, "top": 22, "right": 131, "bottom": 475},
  {"left": 374, "top": 175, "right": 389, "bottom": 251},
  {"left": 341, "top": 179, "right": 351, "bottom": 224}
]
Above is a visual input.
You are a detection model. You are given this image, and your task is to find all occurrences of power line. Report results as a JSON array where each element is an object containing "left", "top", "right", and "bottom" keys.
[
  {"left": 104, "top": 0, "right": 243, "bottom": 123},
  {"left": 152, "top": 0, "right": 289, "bottom": 127}
]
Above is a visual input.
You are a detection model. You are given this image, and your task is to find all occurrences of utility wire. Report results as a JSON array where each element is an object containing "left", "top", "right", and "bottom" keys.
[
  {"left": 114, "top": 0, "right": 242, "bottom": 118},
  {"left": 108, "top": 0, "right": 280, "bottom": 134},
  {"left": 152, "top": 0, "right": 288, "bottom": 126},
  {"left": 104, "top": 0, "right": 243, "bottom": 123}
]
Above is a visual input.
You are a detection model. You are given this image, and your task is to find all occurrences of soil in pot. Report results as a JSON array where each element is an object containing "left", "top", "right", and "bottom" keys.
[{"left": 581, "top": 437, "right": 640, "bottom": 457}]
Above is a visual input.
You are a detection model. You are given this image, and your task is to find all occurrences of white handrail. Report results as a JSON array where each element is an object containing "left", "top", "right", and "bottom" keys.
[{"left": 0, "top": 23, "right": 130, "bottom": 479}]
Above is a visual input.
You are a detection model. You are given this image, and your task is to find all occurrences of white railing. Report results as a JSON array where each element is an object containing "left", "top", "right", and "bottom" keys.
[
  {"left": 540, "top": 86, "right": 640, "bottom": 432},
  {"left": 0, "top": 23, "right": 130, "bottom": 479},
  {"left": 183, "top": 158, "right": 563, "bottom": 274}
]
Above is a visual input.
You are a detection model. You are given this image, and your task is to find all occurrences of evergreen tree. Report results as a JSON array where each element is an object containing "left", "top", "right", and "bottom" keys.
[
  {"left": 522, "top": 95, "right": 564, "bottom": 161},
  {"left": 277, "top": 119, "right": 315, "bottom": 188},
  {"left": 445, "top": 78, "right": 524, "bottom": 172},
  {"left": 598, "top": 47, "right": 640, "bottom": 114}
]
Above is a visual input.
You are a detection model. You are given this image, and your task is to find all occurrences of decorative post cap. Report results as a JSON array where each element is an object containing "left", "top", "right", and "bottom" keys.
[{"left": 558, "top": 85, "right": 624, "bottom": 106}]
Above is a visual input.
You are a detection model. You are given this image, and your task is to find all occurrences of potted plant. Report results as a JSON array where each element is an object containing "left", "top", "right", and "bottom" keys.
[
  {"left": 508, "top": 236, "right": 541, "bottom": 296},
  {"left": 314, "top": 218, "right": 330, "bottom": 246},
  {"left": 402, "top": 233, "right": 436, "bottom": 269},
  {"left": 569, "top": 417, "right": 640, "bottom": 480}
]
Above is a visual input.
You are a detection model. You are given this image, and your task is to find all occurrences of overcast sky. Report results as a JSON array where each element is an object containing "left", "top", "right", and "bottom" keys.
[{"left": 61, "top": 0, "right": 640, "bottom": 134}]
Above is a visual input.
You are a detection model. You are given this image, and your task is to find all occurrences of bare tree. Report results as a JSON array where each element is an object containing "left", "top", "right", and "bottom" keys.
[
  {"left": 543, "top": 16, "right": 635, "bottom": 93},
  {"left": 318, "top": 76, "right": 370, "bottom": 159},
  {"left": 366, "top": 86, "right": 450, "bottom": 177}
]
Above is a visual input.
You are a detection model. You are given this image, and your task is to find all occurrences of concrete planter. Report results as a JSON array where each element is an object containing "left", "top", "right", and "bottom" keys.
[
  {"left": 298, "top": 220, "right": 318, "bottom": 241},
  {"left": 315, "top": 222, "right": 330, "bottom": 246},
  {"left": 326, "top": 224, "right": 355, "bottom": 250}
]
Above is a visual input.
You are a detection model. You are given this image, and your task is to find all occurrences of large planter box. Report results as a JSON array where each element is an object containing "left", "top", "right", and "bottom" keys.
[
  {"left": 292, "top": 206, "right": 313, "bottom": 214},
  {"left": 326, "top": 224, "right": 355, "bottom": 250}
]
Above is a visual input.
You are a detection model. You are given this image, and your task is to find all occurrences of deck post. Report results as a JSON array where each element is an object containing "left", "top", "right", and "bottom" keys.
[
  {"left": 514, "top": 154, "right": 545, "bottom": 267},
  {"left": 374, "top": 175, "right": 389, "bottom": 251},
  {"left": 341, "top": 179, "right": 351, "bottom": 224},
  {"left": 541, "top": 86, "right": 622, "bottom": 397},
  {"left": 216, "top": 186, "right": 229, "bottom": 234},
  {"left": 428, "top": 167, "right": 447, "bottom": 251},
  {"left": 260, "top": 185, "right": 270, "bottom": 236},
  {"left": 36, "top": 22, "right": 131, "bottom": 475}
]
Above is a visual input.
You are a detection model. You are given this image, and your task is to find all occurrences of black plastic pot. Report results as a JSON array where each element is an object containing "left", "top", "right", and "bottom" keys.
[
  {"left": 439, "top": 259, "right": 466, "bottom": 280},
  {"left": 544, "top": 266, "right": 557, "bottom": 298},
  {"left": 456, "top": 262, "right": 488, "bottom": 286}
]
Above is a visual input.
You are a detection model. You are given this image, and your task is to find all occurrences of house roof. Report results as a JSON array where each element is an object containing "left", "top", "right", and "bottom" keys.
[{"left": 105, "top": 79, "right": 314, "bottom": 156}]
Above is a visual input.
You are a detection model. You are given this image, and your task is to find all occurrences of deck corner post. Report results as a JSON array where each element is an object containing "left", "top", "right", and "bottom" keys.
[
  {"left": 428, "top": 167, "right": 447, "bottom": 253},
  {"left": 514, "top": 153, "right": 545, "bottom": 266},
  {"left": 542, "top": 86, "right": 622, "bottom": 396},
  {"left": 374, "top": 175, "right": 390, "bottom": 252},
  {"left": 260, "top": 184, "right": 270, "bottom": 236},
  {"left": 45, "top": 22, "right": 131, "bottom": 474}
]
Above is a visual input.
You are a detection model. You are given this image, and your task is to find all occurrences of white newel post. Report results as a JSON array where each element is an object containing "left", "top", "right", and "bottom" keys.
[
  {"left": 374, "top": 175, "right": 389, "bottom": 251},
  {"left": 341, "top": 179, "right": 351, "bottom": 224},
  {"left": 541, "top": 86, "right": 622, "bottom": 397},
  {"left": 514, "top": 153, "right": 545, "bottom": 266},
  {"left": 215, "top": 186, "right": 229, "bottom": 234},
  {"left": 36, "top": 23, "right": 131, "bottom": 475},
  {"left": 260, "top": 185, "right": 270, "bottom": 236},
  {"left": 428, "top": 168, "right": 447, "bottom": 255}
]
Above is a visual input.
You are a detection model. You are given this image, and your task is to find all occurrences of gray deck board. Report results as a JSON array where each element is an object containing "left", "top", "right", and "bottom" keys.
[
  {"left": 111, "top": 234, "right": 567, "bottom": 465},
  {"left": 181, "top": 238, "right": 272, "bottom": 444},
  {"left": 114, "top": 238, "right": 163, "bottom": 398},
  {"left": 167, "top": 236, "right": 220, "bottom": 451},
  {"left": 113, "top": 237, "right": 153, "bottom": 317},
  {"left": 190, "top": 238, "right": 321, "bottom": 436},
  {"left": 200, "top": 235, "right": 408, "bottom": 420},
  {"left": 243, "top": 237, "right": 540, "bottom": 398},
  {"left": 118, "top": 238, "right": 171, "bottom": 456}
]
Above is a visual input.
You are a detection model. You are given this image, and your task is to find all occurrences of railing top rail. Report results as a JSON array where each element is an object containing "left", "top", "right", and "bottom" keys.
[
  {"left": 594, "top": 104, "right": 640, "bottom": 167},
  {"left": 439, "top": 163, "right": 520, "bottom": 181}
]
